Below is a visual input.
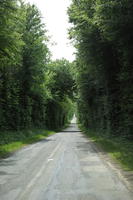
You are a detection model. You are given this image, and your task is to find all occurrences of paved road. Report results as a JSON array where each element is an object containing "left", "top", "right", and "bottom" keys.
[{"left": 0, "top": 124, "right": 132, "bottom": 200}]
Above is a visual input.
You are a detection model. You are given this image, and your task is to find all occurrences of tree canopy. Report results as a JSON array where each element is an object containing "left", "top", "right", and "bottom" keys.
[
  {"left": 68, "top": 0, "right": 133, "bottom": 138},
  {"left": 0, "top": 1, "right": 75, "bottom": 131}
]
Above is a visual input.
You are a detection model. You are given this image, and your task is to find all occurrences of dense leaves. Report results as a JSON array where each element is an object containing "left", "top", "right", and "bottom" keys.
[
  {"left": 45, "top": 59, "right": 75, "bottom": 129},
  {"left": 0, "top": 1, "right": 74, "bottom": 131},
  {"left": 0, "top": 0, "right": 23, "bottom": 129},
  {"left": 68, "top": 0, "right": 133, "bottom": 138}
]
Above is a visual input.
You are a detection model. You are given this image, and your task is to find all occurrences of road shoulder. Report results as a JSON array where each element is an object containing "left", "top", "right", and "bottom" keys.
[{"left": 82, "top": 134, "right": 133, "bottom": 194}]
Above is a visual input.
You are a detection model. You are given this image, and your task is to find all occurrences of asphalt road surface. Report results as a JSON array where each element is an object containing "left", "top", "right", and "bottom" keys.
[{"left": 0, "top": 123, "right": 132, "bottom": 200}]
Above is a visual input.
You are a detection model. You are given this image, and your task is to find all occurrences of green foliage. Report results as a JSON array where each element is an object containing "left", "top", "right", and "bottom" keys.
[
  {"left": 19, "top": 3, "right": 50, "bottom": 128},
  {"left": 80, "top": 126, "right": 133, "bottom": 171},
  {"left": 45, "top": 59, "right": 75, "bottom": 130},
  {"left": 0, "top": 1, "right": 75, "bottom": 133},
  {"left": 0, "top": 0, "right": 24, "bottom": 129},
  {"left": 0, "top": 129, "right": 55, "bottom": 158},
  {"left": 68, "top": 0, "right": 133, "bottom": 138},
  {"left": 0, "top": 2, "right": 50, "bottom": 130}
]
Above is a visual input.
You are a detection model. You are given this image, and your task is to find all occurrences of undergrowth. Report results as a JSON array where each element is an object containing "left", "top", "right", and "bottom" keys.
[
  {"left": 80, "top": 125, "right": 133, "bottom": 171},
  {"left": 0, "top": 129, "right": 55, "bottom": 158}
]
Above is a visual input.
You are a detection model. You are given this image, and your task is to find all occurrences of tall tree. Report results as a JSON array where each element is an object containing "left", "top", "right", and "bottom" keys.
[
  {"left": 19, "top": 3, "right": 50, "bottom": 128},
  {"left": 68, "top": 0, "right": 133, "bottom": 138},
  {"left": 0, "top": 0, "right": 23, "bottom": 129},
  {"left": 45, "top": 59, "right": 75, "bottom": 129}
]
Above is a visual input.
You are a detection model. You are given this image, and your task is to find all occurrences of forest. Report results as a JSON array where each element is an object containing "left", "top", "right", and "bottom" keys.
[
  {"left": 0, "top": 0, "right": 74, "bottom": 132},
  {"left": 0, "top": 0, "right": 133, "bottom": 163},
  {"left": 68, "top": 0, "right": 133, "bottom": 139}
]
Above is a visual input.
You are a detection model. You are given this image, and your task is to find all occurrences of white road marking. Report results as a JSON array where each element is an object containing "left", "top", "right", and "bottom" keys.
[{"left": 47, "top": 159, "right": 54, "bottom": 162}]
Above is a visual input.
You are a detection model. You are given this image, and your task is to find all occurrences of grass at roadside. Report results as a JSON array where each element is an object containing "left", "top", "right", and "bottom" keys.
[
  {"left": 0, "top": 129, "right": 55, "bottom": 158},
  {"left": 80, "top": 125, "right": 133, "bottom": 171}
]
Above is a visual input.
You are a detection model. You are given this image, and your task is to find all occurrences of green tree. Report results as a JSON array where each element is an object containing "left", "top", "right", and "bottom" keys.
[
  {"left": 68, "top": 0, "right": 133, "bottom": 138},
  {"left": 45, "top": 59, "right": 75, "bottom": 130},
  {"left": 94, "top": 0, "right": 133, "bottom": 136},
  {"left": 0, "top": 1, "right": 75, "bottom": 132},
  {"left": 19, "top": 3, "right": 50, "bottom": 128},
  {"left": 0, "top": 0, "right": 24, "bottom": 129}
]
